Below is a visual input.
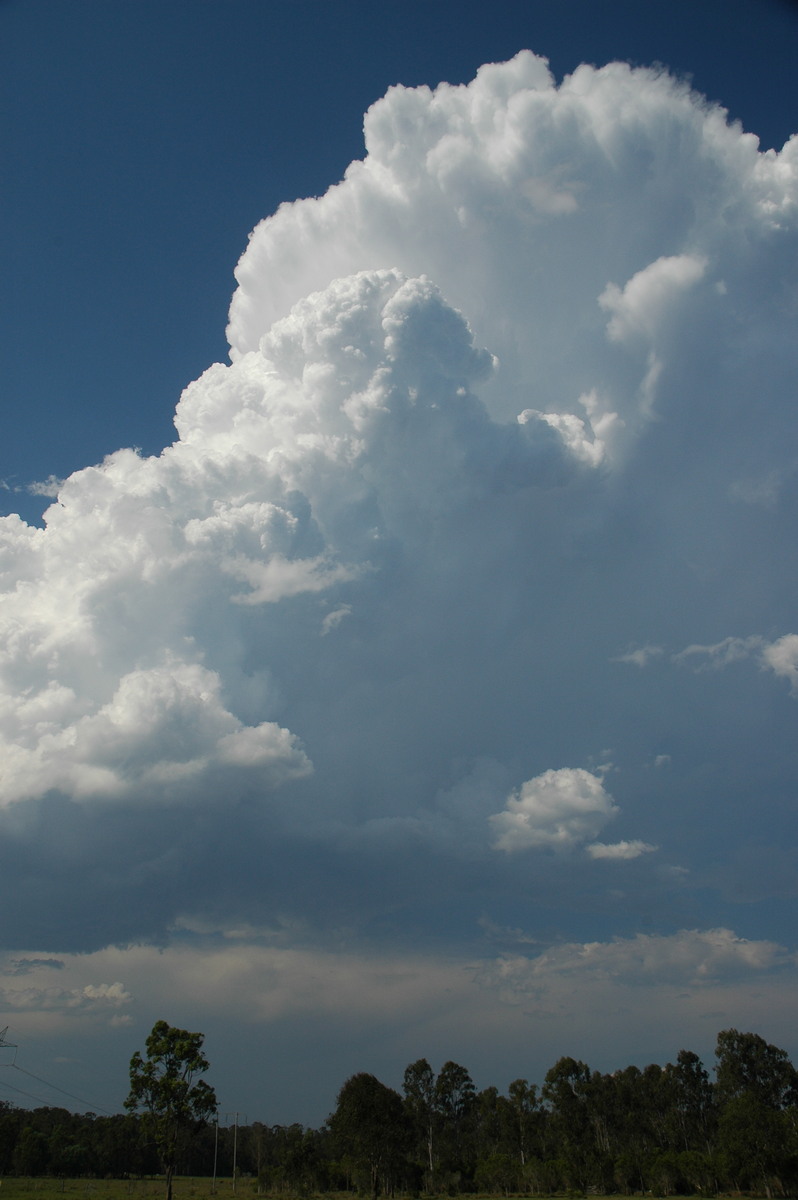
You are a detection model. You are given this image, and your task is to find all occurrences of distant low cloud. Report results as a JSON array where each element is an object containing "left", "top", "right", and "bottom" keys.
[
  {"left": 481, "top": 927, "right": 795, "bottom": 993},
  {"left": 0, "top": 980, "right": 130, "bottom": 1014}
]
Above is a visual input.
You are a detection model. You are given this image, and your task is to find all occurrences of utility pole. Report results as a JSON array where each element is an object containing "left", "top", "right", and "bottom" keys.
[
  {"left": 211, "top": 1111, "right": 219, "bottom": 1195},
  {"left": 225, "top": 1111, "right": 247, "bottom": 1194}
]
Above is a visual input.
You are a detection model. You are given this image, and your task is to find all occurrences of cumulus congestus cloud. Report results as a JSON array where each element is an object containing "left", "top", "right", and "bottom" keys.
[{"left": 1, "top": 46, "right": 797, "bottom": 1052}]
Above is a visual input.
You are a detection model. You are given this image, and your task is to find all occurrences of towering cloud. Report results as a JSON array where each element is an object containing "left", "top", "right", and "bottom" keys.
[{"left": 1, "top": 54, "right": 796, "bottom": 1083}]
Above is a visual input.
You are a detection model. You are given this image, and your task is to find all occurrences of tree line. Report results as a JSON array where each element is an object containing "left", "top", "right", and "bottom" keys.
[{"left": 0, "top": 1025, "right": 796, "bottom": 1197}]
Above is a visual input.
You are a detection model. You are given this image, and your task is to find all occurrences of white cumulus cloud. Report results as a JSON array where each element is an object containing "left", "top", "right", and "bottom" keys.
[
  {"left": 490, "top": 768, "right": 619, "bottom": 852},
  {"left": 0, "top": 52, "right": 795, "bottom": 993}
]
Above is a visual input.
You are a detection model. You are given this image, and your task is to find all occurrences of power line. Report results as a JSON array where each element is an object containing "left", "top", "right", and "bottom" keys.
[
  {"left": 0, "top": 1029, "right": 113, "bottom": 1116},
  {"left": 11, "top": 1065, "right": 113, "bottom": 1116},
  {"left": 0, "top": 1076, "right": 58, "bottom": 1108}
]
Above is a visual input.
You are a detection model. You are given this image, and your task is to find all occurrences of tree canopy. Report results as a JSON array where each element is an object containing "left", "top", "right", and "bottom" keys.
[
  {"left": 125, "top": 1020, "right": 217, "bottom": 1200},
  {"left": 0, "top": 1023, "right": 795, "bottom": 1196}
]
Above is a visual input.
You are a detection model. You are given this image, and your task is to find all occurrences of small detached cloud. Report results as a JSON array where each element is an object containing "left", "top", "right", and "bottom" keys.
[
  {"left": 761, "top": 633, "right": 798, "bottom": 694},
  {"left": 27, "top": 476, "right": 65, "bottom": 499},
  {"left": 671, "top": 633, "right": 798, "bottom": 696},
  {"left": 586, "top": 839, "right": 658, "bottom": 860},
  {"left": 79, "top": 982, "right": 131, "bottom": 1007},
  {"left": 320, "top": 604, "right": 352, "bottom": 637},
  {"left": 490, "top": 768, "right": 619, "bottom": 852},
  {"left": 673, "top": 635, "right": 765, "bottom": 670},
  {"left": 615, "top": 634, "right": 798, "bottom": 702},
  {"left": 613, "top": 645, "right": 664, "bottom": 668}
]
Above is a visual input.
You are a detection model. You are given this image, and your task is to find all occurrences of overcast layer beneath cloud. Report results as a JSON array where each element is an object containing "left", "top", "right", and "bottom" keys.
[{"left": 1, "top": 53, "right": 797, "bottom": 1107}]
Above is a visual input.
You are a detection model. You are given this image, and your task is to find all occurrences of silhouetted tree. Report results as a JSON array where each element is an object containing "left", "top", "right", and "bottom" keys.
[
  {"left": 328, "top": 1072, "right": 409, "bottom": 1199},
  {"left": 125, "top": 1020, "right": 217, "bottom": 1200},
  {"left": 403, "top": 1057, "right": 437, "bottom": 1176}
]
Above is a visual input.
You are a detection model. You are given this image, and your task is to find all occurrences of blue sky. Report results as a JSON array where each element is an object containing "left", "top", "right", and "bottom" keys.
[{"left": 1, "top": 0, "right": 798, "bottom": 1126}]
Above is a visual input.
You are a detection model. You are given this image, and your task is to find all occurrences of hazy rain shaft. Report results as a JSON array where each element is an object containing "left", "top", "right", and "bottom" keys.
[{"left": 2, "top": 53, "right": 797, "bottom": 1104}]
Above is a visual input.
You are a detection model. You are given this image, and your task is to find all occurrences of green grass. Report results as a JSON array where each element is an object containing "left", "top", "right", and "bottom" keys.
[
  {"left": 0, "top": 1181, "right": 248, "bottom": 1199},
  {"left": 0, "top": 1188, "right": 720, "bottom": 1200}
]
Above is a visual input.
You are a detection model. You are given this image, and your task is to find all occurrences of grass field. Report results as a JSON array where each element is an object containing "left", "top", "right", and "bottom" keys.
[
  {"left": 0, "top": 1182, "right": 247, "bottom": 1199},
  {"left": 0, "top": 1188, "right": 716, "bottom": 1200}
]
